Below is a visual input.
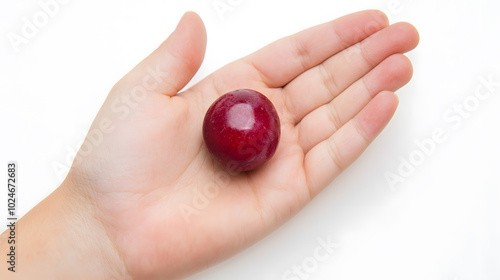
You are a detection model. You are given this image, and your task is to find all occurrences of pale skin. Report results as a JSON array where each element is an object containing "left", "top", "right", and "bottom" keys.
[{"left": 0, "top": 10, "right": 419, "bottom": 279}]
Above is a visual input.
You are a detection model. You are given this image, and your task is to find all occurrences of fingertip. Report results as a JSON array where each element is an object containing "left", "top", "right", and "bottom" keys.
[
  {"left": 403, "top": 22, "right": 420, "bottom": 44},
  {"left": 171, "top": 11, "right": 207, "bottom": 61},
  {"left": 392, "top": 22, "right": 420, "bottom": 49},
  {"left": 356, "top": 90, "right": 398, "bottom": 138},
  {"left": 366, "top": 9, "right": 390, "bottom": 28},
  {"left": 363, "top": 53, "right": 414, "bottom": 96},
  {"left": 378, "top": 90, "right": 399, "bottom": 113},
  {"left": 116, "top": 11, "right": 208, "bottom": 96},
  {"left": 350, "top": 10, "right": 390, "bottom": 36},
  {"left": 178, "top": 11, "right": 207, "bottom": 39},
  {"left": 403, "top": 54, "right": 414, "bottom": 82},
  {"left": 393, "top": 90, "right": 400, "bottom": 104},
  {"left": 159, "top": 11, "right": 207, "bottom": 93},
  {"left": 387, "top": 53, "right": 414, "bottom": 86},
  {"left": 404, "top": 22, "right": 420, "bottom": 48}
]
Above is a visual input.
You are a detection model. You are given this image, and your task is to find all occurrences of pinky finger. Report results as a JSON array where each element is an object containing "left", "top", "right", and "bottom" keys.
[{"left": 304, "top": 91, "right": 399, "bottom": 197}]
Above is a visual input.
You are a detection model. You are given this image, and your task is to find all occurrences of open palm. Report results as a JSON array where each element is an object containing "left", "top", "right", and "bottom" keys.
[{"left": 67, "top": 11, "right": 419, "bottom": 279}]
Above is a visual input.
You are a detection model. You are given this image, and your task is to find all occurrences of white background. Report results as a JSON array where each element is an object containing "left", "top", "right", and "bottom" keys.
[{"left": 1, "top": 0, "right": 499, "bottom": 279}]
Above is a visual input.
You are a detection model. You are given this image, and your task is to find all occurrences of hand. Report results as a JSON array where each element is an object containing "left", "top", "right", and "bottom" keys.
[{"left": 1, "top": 10, "right": 419, "bottom": 279}]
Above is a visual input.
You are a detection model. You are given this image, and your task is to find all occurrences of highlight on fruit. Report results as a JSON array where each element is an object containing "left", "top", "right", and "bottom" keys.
[{"left": 202, "top": 89, "right": 281, "bottom": 171}]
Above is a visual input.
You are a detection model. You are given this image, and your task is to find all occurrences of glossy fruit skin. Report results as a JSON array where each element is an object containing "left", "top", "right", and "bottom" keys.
[{"left": 203, "top": 89, "right": 281, "bottom": 171}]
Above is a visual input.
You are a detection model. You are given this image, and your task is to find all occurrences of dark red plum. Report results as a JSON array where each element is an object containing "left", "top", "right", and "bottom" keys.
[{"left": 202, "top": 89, "right": 281, "bottom": 171}]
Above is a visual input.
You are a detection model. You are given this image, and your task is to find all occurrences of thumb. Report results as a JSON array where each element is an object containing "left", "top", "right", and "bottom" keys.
[{"left": 118, "top": 11, "right": 207, "bottom": 96}]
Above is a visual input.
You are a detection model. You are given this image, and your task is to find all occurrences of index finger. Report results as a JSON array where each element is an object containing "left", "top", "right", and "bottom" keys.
[{"left": 243, "top": 10, "right": 389, "bottom": 88}]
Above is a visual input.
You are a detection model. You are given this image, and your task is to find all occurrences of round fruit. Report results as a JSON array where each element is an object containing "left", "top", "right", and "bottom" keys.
[{"left": 202, "top": 89, "right": 281, "bottom": 171}]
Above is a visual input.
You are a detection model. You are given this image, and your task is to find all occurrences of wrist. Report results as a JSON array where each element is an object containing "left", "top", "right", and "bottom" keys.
[{"left": 0, "top": 178, "right": 131, "bottom": 279}]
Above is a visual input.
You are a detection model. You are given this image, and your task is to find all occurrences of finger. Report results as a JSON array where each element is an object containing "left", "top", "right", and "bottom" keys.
[
  {"left": 243, "top": 10, "right": 389, "bottom": 88},
  {"left": 304, "top": 91, "right": 398, "bottom": 196},
  {"left": 285, "top": 22, "right": 419, "bottom": 123},
  {"left": 298, "top": 54, "right": 413, "bottom": 152},
  {"left": 114, "top": 12, "right": 207, "bottom": 96}
]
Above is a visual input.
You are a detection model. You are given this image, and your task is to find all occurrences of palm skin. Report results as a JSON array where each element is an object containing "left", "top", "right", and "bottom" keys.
[{"left": 65, "top": 10, "right": 419, "bottom": 279}]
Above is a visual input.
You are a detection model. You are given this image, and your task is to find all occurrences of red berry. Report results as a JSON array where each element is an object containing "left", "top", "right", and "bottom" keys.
[{"left": 203, "top": 89, "right": 281, "bottom": 171}]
